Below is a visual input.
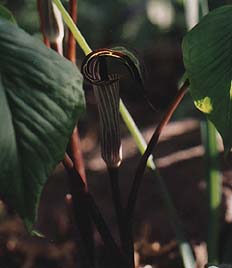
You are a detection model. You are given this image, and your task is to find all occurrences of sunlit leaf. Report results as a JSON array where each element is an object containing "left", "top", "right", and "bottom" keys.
[{"left": 182, "top": 5, "right": 232, "bottom": 153}]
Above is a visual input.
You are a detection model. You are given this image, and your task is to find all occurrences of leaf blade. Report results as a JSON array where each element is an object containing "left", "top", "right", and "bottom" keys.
[
  {"left": 182, "top": 5, "right": 232, "bottom": 152},
  {"left": 0, "top": 21, "right": 85, "bottom": 229}
]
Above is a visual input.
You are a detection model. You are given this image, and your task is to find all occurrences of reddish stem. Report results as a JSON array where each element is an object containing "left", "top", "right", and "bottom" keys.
[
  {"left": 66, "top": 0, "right": 77, "bottom": 62},
  {"left": 70, "top": 127, "right": 87, "bottom": 186},
  {"left": 37, "top": 0, "right": 50, "bottom": 47},
  {"left": 65, "top": 0, "right": 87, "bottom": 185},
  {"left": 127, "top": 80, "right": 189, "bottom": 220}
]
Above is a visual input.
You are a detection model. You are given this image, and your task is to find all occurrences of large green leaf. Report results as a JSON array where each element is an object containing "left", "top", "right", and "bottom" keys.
[
  {"left": 182, "top": 5, "right": 232, "bottom": 153},
  {"left": 0, "top": 20, "right": 85, "bottom": 229}
]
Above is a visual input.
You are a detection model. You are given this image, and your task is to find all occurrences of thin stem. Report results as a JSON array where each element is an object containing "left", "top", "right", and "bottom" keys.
[
  {"left": 201, "top": 120, "right": 221, "bottom": 263},
  {"left": 198, "top": 1, "right": 221, "bottom": 263},
  {"left": 155, "top": 169, "right": 195, "bottom": 268},
  {"left": 119, "top": 100, "right": 155, "bottom": 170},
  {"left": 37, "top": 0, "right": 51, "bottom": 47},
  {"left": 52, "top": 3, "right": 195, "bottom": 266},
  {"left": 37, "top": 2, "right": 91, "bottom": 265},
  {"left": 53, "top": 0, "right": 92, "bottom": 55},
  {"left": 66, "top": 0, "right": 87, "bottom": 184},
  {"left": 108, "top": 167, "right": 134, "bottom": 267},
  {"left": 108, "top": 168, "right": 124, "bottom": 244},
  {"left": 52, "top": 0, "right": 155, "bottom": 171},
  {"left": 70, "top": 127, "right": 87, "bottom": 185},
  {"left": 66, "top": 0, "right": 77, "bottom": 62},
  {"left": 127, "top": 80, "right": 189, "bottom": 219},
  {"left": 63, "top": 154, "right": 128, "bottom": 268}
]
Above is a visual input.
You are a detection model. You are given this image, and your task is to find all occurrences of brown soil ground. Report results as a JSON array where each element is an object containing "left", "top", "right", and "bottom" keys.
[{"left": 36, "top": 113, "right": 232, "bottom": 268}]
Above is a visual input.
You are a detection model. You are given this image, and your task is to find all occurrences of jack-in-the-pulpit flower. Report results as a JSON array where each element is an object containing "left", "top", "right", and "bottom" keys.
[{"left": 82, "top": 48, "right": 145, "bottom": 168}]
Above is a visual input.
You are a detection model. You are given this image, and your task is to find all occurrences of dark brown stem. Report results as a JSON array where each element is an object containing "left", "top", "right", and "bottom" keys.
[
  {"left": 108, "top": 167, "right": 134, "bottom": 267},
  {"left": 63, "top": 155, "right": 128, "bottom": 268},
  {"left": 108, "top": 168, "right": 124, "bottom": 243},
  {"left": 127, "top": 80, "right": 189, "bottom": 221},
  {"left": 37, "top": 0, "right": 50, "bottom": 47}
]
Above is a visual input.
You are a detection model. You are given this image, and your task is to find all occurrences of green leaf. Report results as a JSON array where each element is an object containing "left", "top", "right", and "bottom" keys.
[
  {"left": 182, "top": 5, "right": 232, "bottom": 153},
  {"left": 0, "top": 20, "right": 85, "bottom": 229},
  {"left": 0, "top": 4, "right": 16, "bottom": 24}
]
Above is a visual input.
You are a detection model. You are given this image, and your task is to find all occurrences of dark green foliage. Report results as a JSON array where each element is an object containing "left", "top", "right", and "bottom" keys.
[
  {"left": 182, "top": 5, "right": 232, "bottom": 153},
  {"left": 0, "top": 20, "right": 85, "bottom": 229}
]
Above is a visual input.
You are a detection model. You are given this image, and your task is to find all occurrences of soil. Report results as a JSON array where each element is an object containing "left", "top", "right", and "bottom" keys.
[{"left": 35, "top": 113, "right": 232, "bottom": 268}]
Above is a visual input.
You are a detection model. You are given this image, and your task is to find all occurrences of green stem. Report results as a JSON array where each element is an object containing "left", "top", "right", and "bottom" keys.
[
  {"left": 155, "top": 170, "right": 195, "bottom": 268},
  {"left": 119, "top": 100, "right": 155, "bottom": 170},
  {"left": 201, "top": 120, "right": 221, "bottom": 264},
  {"left": 198, "top": 1, "right": 221, "bottom": 263},
  {"left": 52, "top": 0, "right": 91, "bottom": 55},
  {"left": 53, "top": 1, "right": 195, "bottom": 267}
]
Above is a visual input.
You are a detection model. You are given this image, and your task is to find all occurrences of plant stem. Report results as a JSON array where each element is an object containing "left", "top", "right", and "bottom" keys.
[
  {"left": 53, "top": 2, "right": 195, "bottom": 266},
  {"left": 63, "top": 154, "right": 128, "bottom": 268},
  {"left": 108, "top": 167, "right": 134, "bottom": 267},
  {"left": 201, "top": 120, "right": 221, "bottom": 263},
  {"left": 127, "top": 80, "right": 189, "bottom": 218},
  {"left": 70, "top": 126, "right": 87, "bottom": 184},
  {"left": 66, "top": 0, "right": 87, "bottom": 184},
  {"left": 119, "top": 100, "right": 155, "bottom": 170},
  {"left": 108, "top": 168, "right": 124, "bottom": 244},
  {"left": 198, "top": 1, "right": 221, "bottom": 263},
  {"left": 53, "top": 0, "right": 91, "bottom": 55},
  {"left": 66, "top": 0, "right": 77, "bottom": 62},
  {"left": 37, "top": 0, "right": 50, "bottom": 47},
  {"left": 126, "top": 80, "right": 196, "bottom": 268},
  {"left": 37, "top": 2, "right": 92, "bottom": 266}
]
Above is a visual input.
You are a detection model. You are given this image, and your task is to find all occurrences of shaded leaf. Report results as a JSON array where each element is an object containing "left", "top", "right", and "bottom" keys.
[
  {"left": 0, "top": 20, "right": 85, "bottom": 229},
  {"left": 0, "top": 4, "right": 16, "bottom": 24},
  {"left": 182, "top": 5, "right": 232, "bottom": 153}
]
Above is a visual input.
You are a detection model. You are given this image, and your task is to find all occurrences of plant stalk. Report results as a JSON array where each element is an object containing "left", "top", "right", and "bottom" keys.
[
  {"left": 66, "top": 0, "right": 87, "bottom": 184},
  {"left": 52, "top": 1, "right": 196, "bottom": 266},
  {"left": 37, "top": 2, "right": 92, "bottom": 266},
  {"left": 63, "top": 154, "right": 128, "bottom": 268},
  {"left": 127, "top": 80, "right": 189, "bottom": 219},
  {"left": 201, "top": 120, "right": 221, "bottom": 263},
  {"left": 53, "top": 0, "right": 91, "bottom": 55},
  {"left": 108, "top": 167, "right": 134, "bottom": 267},
  {"left": 126, "top": 80, "right": 195, "bottom": 268},
  {"left": 37, "top": 0, "right": 51, "bottom": 47},
  {"left": 66, "top": 0, "right": 77, "bottom": 62},
  {"left": 198, "top": 1, "right": 221, "bottom": 263}
]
